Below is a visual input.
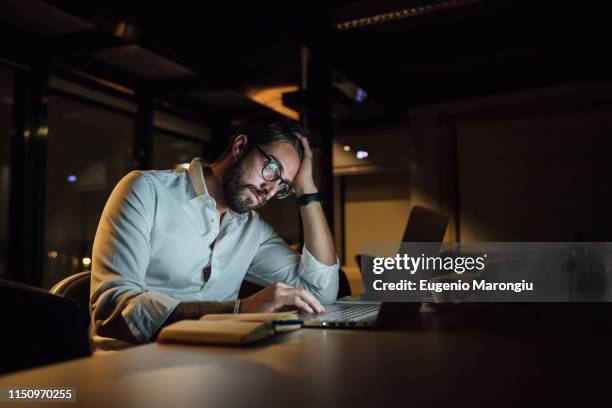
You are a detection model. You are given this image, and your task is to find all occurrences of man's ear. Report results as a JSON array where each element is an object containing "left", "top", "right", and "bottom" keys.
[{"left": 232, "top": 134, "right": 248, "bottom": 159}]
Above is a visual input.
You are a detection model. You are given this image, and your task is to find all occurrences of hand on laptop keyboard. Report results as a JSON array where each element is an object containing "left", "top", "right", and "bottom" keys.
[{"left": 240, "top": 282, "right": 325, "bottom": 314}]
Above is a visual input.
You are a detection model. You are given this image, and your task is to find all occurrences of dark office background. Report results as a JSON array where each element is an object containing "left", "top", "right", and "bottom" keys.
[{"left": 0, "top": 0, "right": 611, "bottom": 294}]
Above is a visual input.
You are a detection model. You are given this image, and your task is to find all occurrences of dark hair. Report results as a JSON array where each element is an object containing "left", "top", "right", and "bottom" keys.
[{"left": 230, "top": 117, "right": 310, "bottom": 161}]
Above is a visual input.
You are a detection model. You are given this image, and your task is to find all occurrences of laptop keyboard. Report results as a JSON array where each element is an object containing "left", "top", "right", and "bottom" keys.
[{"left": 312, "top": 304, "right": 380, "bottom": 322}]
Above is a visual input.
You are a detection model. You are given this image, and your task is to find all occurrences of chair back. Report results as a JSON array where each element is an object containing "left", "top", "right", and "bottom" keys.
[
  {"left": 50, "top": 271, "right": 91, "bottom": 329},
  {"left": 0, "top": 278, "right": 91, "bottom": 374}
]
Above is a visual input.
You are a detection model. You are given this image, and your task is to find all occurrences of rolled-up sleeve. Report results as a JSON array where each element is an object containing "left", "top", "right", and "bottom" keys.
[
  {"left": 90, "top": 171, "right": 180, "bottom": 346},
  {"left": 246, "top": 221, "right": 339, "bottom": 304}
]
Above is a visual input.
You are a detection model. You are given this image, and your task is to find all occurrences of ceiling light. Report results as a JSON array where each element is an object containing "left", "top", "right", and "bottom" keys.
[
  {"left": 355, "top": 88, "right": 368, "bottom": 103},
  {"left": 356, "top": 150, "right": 369, "bottom": 159},
  {"left": 334, "top": 0, "right": 482, "bottom": 31},
  {"left": 245, "top": 86, "right": 300, "bottom": 120}
]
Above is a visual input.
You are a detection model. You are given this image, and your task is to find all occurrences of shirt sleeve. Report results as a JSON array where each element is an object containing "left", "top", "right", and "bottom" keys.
[
  {"left": 245, "top": 220, "right": 339, "bottom": 304},
  {"left": 90, "top": 171, "right": 180, "bottom": 346}
]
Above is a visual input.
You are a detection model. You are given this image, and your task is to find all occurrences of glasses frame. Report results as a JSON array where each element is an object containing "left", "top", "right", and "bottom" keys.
[{"left": 254, "top": 145, "right": 293, "bottom": 199}]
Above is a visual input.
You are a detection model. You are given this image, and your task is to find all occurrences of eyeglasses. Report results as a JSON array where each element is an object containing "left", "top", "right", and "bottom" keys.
[{"left": 254, "top": 145, "right": 293, "bottom": 199}]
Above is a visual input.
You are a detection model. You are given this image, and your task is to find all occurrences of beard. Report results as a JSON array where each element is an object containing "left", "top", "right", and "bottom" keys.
[{"left": 222, "top": 156, "right": 268, "bottom": 214}]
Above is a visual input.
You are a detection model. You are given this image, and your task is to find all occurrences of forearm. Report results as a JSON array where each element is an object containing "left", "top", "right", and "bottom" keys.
[
  {"left": 300, "top": 198, "right": 336, "bottom": 265},
  {"left": 163, "top": 301, "right": 235, "bottom": 326},
  {"left": 91, "top": 282, "right": 181, "bottom": 344},
  {"left": 293, "top": 135, "right": 337, "bottom": 266},
  {"left": 149, "top": 300, "right": 234, "bottom": 342}
]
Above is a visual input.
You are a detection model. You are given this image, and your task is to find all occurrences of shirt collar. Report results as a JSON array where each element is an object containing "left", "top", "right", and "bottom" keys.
[
  {"left": 187, "top": 157, "right": 250, "bottom": 225},
  {"left": 188, "top": 157, "right": 209, "bottom": 198}
]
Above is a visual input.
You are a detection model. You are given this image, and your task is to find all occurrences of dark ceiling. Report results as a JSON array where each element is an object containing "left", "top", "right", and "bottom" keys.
[
  {"left": 2, "top": 0, "right": 611, "bottom": 125},
  {"left": 285, "top": 0, "right": 612, "bottom": 107}
]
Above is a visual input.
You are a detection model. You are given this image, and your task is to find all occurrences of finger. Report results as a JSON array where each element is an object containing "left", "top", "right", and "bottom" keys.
[
  {"left": 294, "top": 297, "right": 314, "bottom": 314},
  {"left": 304, "top": 291, "right": 325, "bottom": 313},
  {"left": 292, "top": 289, "right": 324, "bottom": 314},
  {"left": 280, "top": 294, "right": 313, "bottom": 313},
  {"left": 271, "top": 284, "right": 299, "bottom": 306},
  {"left": 273, "top": 284, "right": 323, "bottom": 313},
  {"left": 300, "top": 135, "right": 312, "bottom": 155}
]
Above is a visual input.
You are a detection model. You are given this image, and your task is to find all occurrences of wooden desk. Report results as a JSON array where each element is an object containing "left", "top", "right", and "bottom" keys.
[{"left": 1, "top": 309, "right": 610, "bottom": 407}]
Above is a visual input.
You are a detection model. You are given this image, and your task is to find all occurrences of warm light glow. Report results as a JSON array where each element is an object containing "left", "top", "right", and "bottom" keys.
[
  {"left": 66, "top": 69, "right": 135, "bottom": 95},
  {"left": 82, "top": 257, "right": 92, "bottom": 266},
  {"left": 47, "top": 251, "right": 58, "bottom": 259},
  {"left": 176, "top": 163, "right": 190, "bottom": 170},
  {"left": 343, "top": 145, "right": 351, "bottom": 151},
  {"left": 115, "top": 22, "right": 128, "bottom": 37},
  {"left": 113, "top": 21, "right": 139, "bottom": 42},
  {"left": 244, "top": 85, "right": 299, "bottom": 120}
]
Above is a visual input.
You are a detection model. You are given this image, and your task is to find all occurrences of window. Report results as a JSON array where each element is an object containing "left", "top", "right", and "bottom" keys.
[
  {"left": 44, "top": 94, "right": 134, "bottom": 288},
  {"left": 0, "top": 66, "right": 13, "bottom": 280},
  {"left": 153, "top": 130, "right": 204, "bottom": 169}
]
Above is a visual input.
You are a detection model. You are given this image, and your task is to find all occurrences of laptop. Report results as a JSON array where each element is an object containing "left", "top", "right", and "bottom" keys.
[{"left": 301, "top": 206, "right": 449, "bottom": 329}]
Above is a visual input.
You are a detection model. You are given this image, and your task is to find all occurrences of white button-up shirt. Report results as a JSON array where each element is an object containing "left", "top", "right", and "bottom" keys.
[{"left": 91, "top": 158, "right": 339, "bottom": 349}]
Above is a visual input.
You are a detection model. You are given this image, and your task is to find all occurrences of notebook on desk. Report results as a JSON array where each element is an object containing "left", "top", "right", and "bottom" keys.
[{"left": 157, "top": 312, "right": 300, "bottom": 346}]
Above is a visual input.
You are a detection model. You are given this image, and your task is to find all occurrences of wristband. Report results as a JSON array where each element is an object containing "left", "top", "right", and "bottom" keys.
[{"left": 296, "top": 192, "right": 321, "bottom": 207}]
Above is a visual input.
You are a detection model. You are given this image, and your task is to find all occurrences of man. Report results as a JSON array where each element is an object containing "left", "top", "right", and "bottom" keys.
[{"left": 90, "top": 119, "right": 339, "bottom": 350}]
